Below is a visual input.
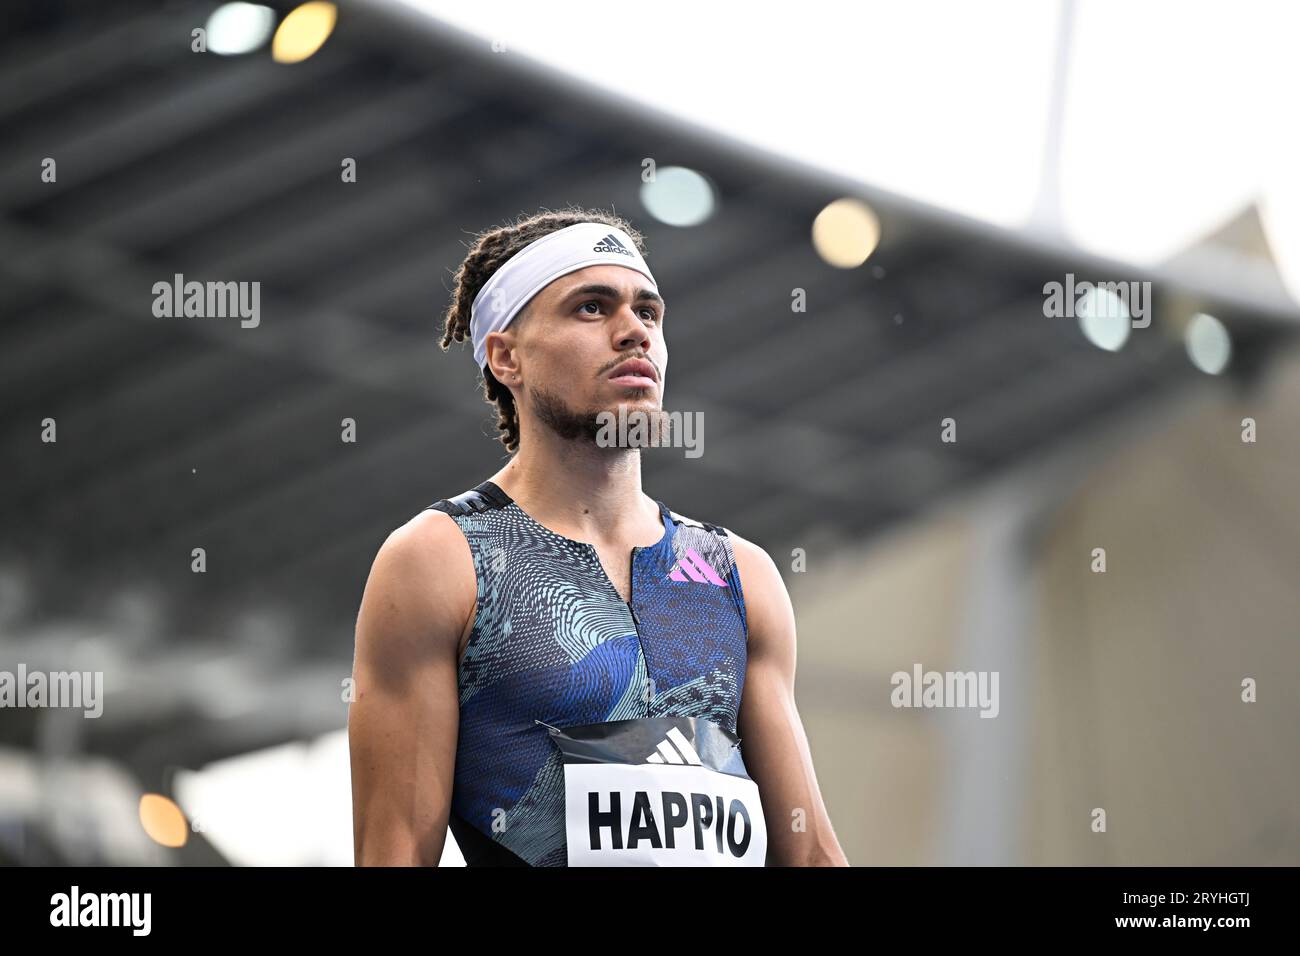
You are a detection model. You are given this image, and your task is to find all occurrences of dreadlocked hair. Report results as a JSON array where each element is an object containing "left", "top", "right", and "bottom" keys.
[{"left": 439, "top": 205, "right": 649, "bottom": 453}]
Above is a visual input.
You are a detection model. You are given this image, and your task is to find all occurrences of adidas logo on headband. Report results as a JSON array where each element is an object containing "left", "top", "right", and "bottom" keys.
[{"left": 592, "top": 233, "right": 634, "bottom": 257}]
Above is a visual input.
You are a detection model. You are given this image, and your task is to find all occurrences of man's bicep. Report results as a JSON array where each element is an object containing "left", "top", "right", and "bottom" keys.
[
  {"left": 730, "top": 532, "right": 846, "bottom": 864},
  {"left": 348, "top": 515, "right": 473, "bottom": 866},
  {"left": 731, "top": 534, "right": 796, "bottom": 682},
  {"left": 730, "top": 532, "right": 799, "bottom": 784}
]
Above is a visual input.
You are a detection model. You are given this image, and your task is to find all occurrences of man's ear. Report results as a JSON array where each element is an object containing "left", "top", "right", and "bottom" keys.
[
  {"left": 484, "top": 332, "right": 521, "bottom": 384},
  {"left": 492, "top": 306, "right": 536, "bottom": 378}
]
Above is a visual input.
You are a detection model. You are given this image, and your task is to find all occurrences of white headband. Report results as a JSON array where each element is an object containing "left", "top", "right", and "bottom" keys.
[{"left": 469, "top": 221, "right": 657, "bottom": 369}]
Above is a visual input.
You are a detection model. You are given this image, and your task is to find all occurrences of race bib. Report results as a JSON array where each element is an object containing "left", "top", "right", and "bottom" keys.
[{"left": 538, "top": 715, "right": 767, "bottom": 867}]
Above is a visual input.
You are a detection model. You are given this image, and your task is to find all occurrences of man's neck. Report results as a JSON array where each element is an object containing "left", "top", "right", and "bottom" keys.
[{"left": 487, "top": 433, "right": 662, "bottom": 547}]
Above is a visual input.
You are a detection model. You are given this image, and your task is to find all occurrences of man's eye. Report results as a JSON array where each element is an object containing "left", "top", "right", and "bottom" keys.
[{"left": 577, "top": 300, "right": 658, "bottom": 323}]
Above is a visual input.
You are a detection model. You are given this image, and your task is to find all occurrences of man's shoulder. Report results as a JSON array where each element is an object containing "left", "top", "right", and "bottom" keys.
[
  {"left": 373, "top": 508, "right": 469, "bottom": 581},
  {"left": 700, "top": 521, "right": 780, "bottom": 587},
  {"left": 378, "top": 478, "right": 517, "bottom": 573},
  {"left": 722, "top": 527, "right": 774, "bottom": 572},
  {"left": 356, "top": 502, "right": 479, "bottom": 663},
  {"left": 375, "top": 484, "right": 500, "bottom": 577}
]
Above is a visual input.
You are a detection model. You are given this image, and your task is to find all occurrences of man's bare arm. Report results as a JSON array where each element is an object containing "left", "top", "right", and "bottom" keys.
[
  {"left": 731, "top": 532, "right": 849, "bottom": 866},
  {"left": 348, "top": 511, "right": 476, "bottom": 866}
]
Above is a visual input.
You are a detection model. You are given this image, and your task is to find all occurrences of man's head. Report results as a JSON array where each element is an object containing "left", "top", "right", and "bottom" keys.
[{"left": 440, "top": 207, "right": 665, "bottom": 452}]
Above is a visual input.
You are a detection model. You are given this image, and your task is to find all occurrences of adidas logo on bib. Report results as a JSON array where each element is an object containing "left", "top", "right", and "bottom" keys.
[
  {"left": 541, "top": 716, "right": 767, "bottom": 866},
  {"left": 645, "top": 726, "right": 702, "bottom": 764}
]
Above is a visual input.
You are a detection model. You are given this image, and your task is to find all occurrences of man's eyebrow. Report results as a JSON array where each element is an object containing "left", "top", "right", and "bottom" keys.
[{"left": 562, "top": 283, "right": 665, "bottom": 308}]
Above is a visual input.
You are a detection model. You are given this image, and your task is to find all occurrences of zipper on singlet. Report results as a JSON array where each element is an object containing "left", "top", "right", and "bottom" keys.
[
  {"left": 627, "top": 546, "right": 642, "bottom": 631},
  {"left": 627, "top": 546, "right": 647, "bottom": 716}
]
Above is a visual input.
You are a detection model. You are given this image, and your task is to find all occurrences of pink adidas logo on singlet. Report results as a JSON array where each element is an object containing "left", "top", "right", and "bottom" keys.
[{"left": 667, "top": 548, "right": 729, "bottom": 587}]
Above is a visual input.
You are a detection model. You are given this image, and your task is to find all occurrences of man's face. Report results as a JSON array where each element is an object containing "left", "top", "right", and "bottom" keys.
[{"left": 494, "top": 264, "right": 668, "bottom": 444}]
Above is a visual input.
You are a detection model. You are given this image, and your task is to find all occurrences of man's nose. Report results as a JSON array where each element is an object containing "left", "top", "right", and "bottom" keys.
[{"left": 615, "top": 308, "right": 653, "bottom": 349}]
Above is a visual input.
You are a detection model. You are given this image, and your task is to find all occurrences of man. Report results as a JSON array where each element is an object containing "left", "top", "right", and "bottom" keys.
[{"left": 349, "top": 207, "right": 847, "bottom": 866}]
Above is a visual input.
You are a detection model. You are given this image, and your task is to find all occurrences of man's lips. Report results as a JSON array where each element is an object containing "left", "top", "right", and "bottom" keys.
[{"left": 607, "top": 359, "right": 657, "bottom": 387}]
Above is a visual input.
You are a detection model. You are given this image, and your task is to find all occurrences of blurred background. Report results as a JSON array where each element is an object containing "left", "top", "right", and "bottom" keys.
[{"left": 1, "top": 0, "right": 1296, "bottom": 866}]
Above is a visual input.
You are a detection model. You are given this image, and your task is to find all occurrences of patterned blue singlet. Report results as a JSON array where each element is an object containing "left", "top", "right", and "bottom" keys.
[{"left": 423, "top": 480, "right": 750, "bottom": 866}]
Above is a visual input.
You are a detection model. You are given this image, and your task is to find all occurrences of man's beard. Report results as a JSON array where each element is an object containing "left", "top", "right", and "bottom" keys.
[{"left": 529, "top": 384, "right": 610, "bottom": 444}]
